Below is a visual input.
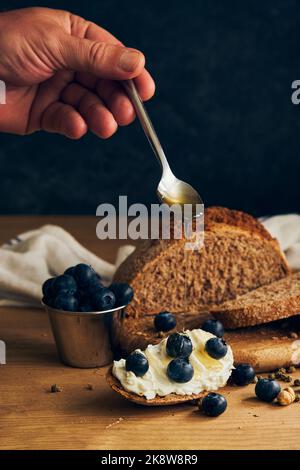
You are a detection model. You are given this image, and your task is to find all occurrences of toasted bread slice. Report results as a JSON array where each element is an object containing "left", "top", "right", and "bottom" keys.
[
  {"left": 211, "top": 272, "right": 300, "bottom": 328},
  {"left": 106, "top": 368, "right": 207, "bottom": 406}
]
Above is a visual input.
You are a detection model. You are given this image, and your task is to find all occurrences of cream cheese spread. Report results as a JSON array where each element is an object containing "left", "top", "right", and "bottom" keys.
[{"left": 112, "top": 328, "right": 234, "bottom": 400}]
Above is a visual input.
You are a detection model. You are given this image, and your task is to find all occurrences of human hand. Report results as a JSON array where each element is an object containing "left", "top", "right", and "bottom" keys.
[{"left": 0, "top": 7, "right": 155, "bottom": 138}]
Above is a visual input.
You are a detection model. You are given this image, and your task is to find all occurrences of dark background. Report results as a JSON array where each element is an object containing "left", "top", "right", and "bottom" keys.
[{"left": 0, "top": 0, "right": 299, "bottom": 216}]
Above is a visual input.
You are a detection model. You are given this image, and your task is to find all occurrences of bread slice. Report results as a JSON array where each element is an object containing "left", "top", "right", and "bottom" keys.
[
  {"left": 112, "top": 312, "right": 201, "bottom": 356},
  {"left": 114, "top": 207, "right": 289, "bottom": 317},
  {"left": 225, "top": 318, "right": 300, "bottom": 371},
  {"left": 112, "top": 313, "right": 300, "bottom": 372},
  {"left": 106, "top": 368, "right": 207, "bottom": 406},
  {"left": 211, "top": 272, "right": 300, "bottom": 328}
]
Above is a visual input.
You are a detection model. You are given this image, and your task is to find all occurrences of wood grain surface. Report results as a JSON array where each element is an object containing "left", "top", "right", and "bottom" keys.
[{"left": 0, "top": 216, "right": 300, "bottom": 450}]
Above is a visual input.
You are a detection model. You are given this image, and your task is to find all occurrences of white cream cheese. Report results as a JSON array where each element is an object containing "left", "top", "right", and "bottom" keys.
[{"left": 112, "top": 329, "right": 234, "bottom": 400}]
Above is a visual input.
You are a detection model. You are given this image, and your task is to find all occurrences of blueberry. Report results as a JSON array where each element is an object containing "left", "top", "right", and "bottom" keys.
[
  {"left": 79, "top": 304, "right": 93, "bottom": 312},
  {"left": 87, "top": 276, "right": 103, "bottom": 291},
  {"left": 73, "top": 264, "right": 98, "bottom": 288},
  {"left": 232, "top": 363, "right": 255, "bottom": 386},
  {"left": 64, "top": 266, "right": 76, "bottom": 277},
  {"left": 75, "top": 289, "right": 85, "bottom": 301},
  {"left": 255, "top": 378, "right": 281, "bottom": 402},
  {"left": 52, "top": 275, "right": 77, "bottom": 296},
  {"left": 154, "top": 311, "right": 177, "bottom": 332},
  {"left": 201, "top": 319, "right": 224, "bottom": 338},
  {"left": 42, "top": 277, "right": 55, "bottom": 298},
  {"left": 166, "top": 333, "right": 193, "bottom": 358},
  {"left": 201, "top": 393, "right": 227, "bottom": 417},
  {"left": 54, "top": 293, "right": 79, "bottom": 312},
  {"left": 109, "top": 283, "right": 134, "bottom": 306},
  {"left": 42, "top": 295, "right": 54, "bottom": 307},
  {"left": 126, "top": 351, "right": 149, "bottom": 377},
  {"left": 205, "top": 337, "right": 228, "bottom": 359},
  {"left": 91, "top": 288, "right": 115, "bottom": 311},
  {"left": 167, "top": 358, "right": 194, "bottom": 383}
]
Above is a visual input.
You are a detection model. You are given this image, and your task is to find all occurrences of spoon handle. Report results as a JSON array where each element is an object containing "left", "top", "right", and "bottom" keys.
[{"left": 122, "top": 79, "right": 171, "bottom": 174}]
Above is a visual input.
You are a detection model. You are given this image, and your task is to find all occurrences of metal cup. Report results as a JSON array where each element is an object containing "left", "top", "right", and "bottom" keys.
[{"left": 44, "top": 302, "right": 127, "bottom": 368}]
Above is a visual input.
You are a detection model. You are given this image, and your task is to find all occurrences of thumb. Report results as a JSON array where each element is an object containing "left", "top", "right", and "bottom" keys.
[{"left": 59, "top": 34, "right": 145, "bottom": 79}]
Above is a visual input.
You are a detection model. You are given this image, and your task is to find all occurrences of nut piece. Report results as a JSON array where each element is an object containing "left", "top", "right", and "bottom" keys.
[
  {"left": 288, "top": 332, "right": 298, "bottom": 339},
  {"left": 277, "top": 387, "right": 296, "bottom": 406}
]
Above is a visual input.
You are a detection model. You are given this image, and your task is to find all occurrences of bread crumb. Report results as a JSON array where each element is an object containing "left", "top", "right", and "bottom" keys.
[
  {"left": 50, "top": 384, "right": 63, "bottom": 393},
  {"left": 105, "top": 417, "right": 125, "bottom": 429}
]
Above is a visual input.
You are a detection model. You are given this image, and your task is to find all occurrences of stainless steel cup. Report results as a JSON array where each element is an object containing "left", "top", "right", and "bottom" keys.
[{"left": 44, "top": 303, "right": 127, "bottom": 368}]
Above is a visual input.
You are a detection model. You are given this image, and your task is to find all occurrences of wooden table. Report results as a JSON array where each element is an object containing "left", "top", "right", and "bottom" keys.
[{"left": 1, "top": 216, "right": 300, "bottom": 450}]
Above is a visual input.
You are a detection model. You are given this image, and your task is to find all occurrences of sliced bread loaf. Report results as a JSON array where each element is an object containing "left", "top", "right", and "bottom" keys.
[
  {"left": 114, "top": 207, "right": 289, "bottom": 317},
  {"left": 211, "top": 271, "right": 300, "bottom": 328}
]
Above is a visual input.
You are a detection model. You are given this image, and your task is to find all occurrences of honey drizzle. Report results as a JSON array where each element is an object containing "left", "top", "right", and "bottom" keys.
[{"left": 183, "top": 220, "right": 192, "bottom": 329}]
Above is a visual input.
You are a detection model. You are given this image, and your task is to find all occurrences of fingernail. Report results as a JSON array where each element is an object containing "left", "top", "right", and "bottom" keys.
[{"left": 119, "top": 50, "right": 141, "bottom": 72}]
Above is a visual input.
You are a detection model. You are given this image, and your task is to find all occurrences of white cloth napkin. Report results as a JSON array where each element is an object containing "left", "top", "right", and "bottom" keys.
[
  {"left": 0, "top": 225, "right": 135, "bottom": 308},
  {"left": 261, "top": 214, "right": 300, "bottom": 270},
  {"left": 0, "top": 214, "right": 299, "bottom": 308}
]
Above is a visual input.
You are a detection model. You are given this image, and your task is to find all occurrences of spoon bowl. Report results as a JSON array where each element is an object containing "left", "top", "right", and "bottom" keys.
[{"left": 158, "top": 171, "right": 203, "bottom": 213}]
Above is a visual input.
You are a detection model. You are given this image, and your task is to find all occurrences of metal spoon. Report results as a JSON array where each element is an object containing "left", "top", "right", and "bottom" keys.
[{"left": 123, "top": 80, "right": 203, "bottom": 216}]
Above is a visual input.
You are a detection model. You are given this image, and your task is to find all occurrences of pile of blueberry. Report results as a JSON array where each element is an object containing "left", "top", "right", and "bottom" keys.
[{"left": 42, "top": 263, "right": 133, "bottom": 312}]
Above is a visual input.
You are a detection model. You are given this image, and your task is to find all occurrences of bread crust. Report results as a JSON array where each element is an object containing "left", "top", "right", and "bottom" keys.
[
  {"left": 106, "top": 367, "right": 207, "bottom": 406},
  {"left": 205, "top": 206, "right": 273, "bottom": 241}
]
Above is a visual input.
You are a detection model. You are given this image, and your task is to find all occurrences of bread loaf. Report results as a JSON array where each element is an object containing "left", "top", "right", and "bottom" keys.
[{"left": 114, "top": 207, "right": 289, "bottom": 317}]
